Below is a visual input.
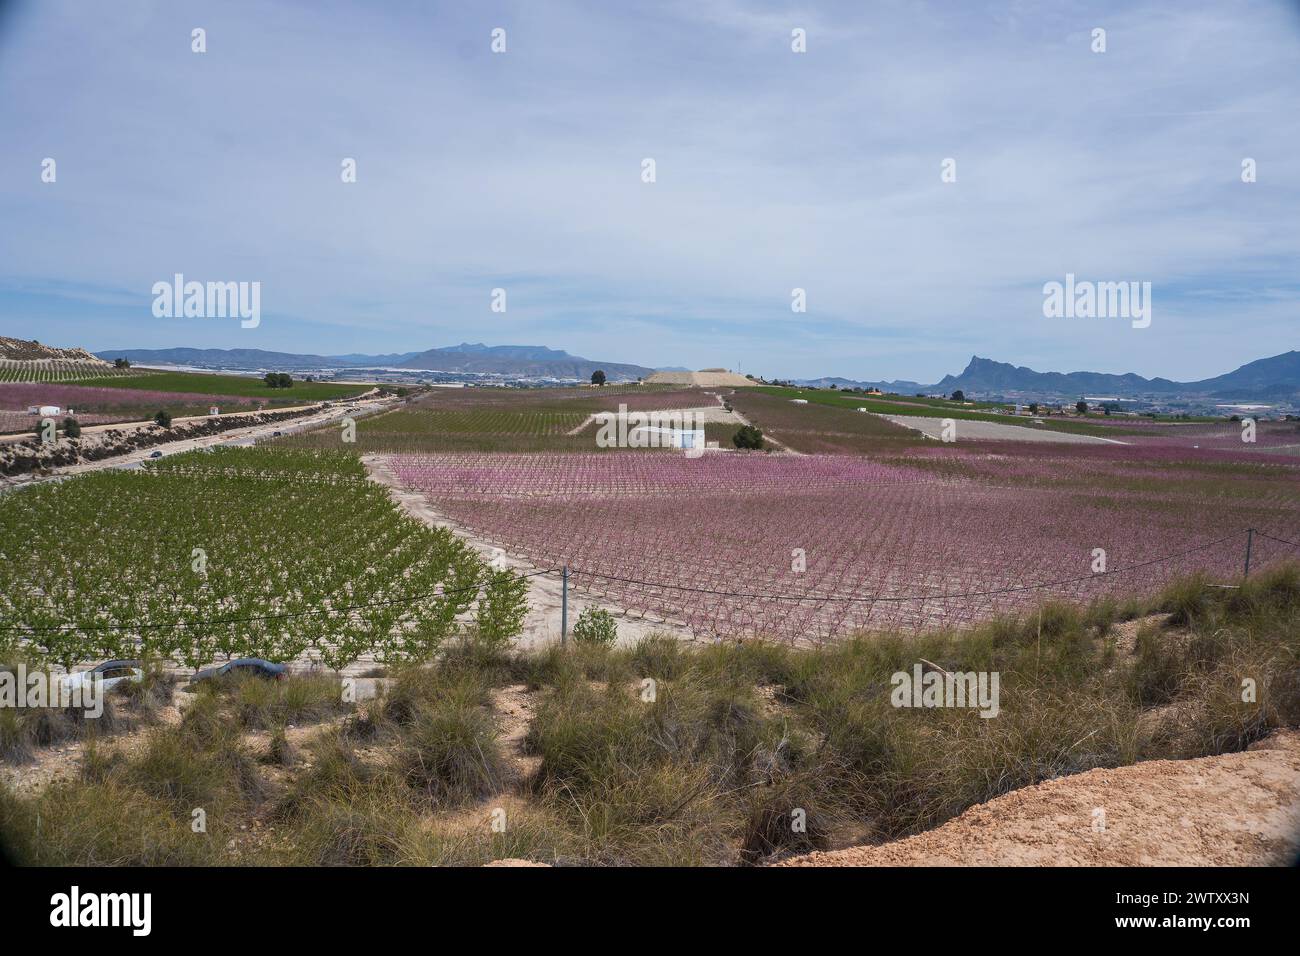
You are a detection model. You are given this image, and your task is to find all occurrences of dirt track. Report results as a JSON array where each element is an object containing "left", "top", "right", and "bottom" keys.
[
  {"left": 777, "top": 731, "right": 1300, "bottom": 866},
  {"left": 880, "top": 414, "right": 1128, "bottom": 445}
]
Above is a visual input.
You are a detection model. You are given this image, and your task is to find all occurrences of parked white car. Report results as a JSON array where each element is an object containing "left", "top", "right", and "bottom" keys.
[{"left": 60, "top": 659, "right": 144, "bottom": 693}]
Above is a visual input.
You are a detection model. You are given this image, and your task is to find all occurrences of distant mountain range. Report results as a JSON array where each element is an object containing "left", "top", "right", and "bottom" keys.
[
  {"left": 931, "top": 352, "right": 1300, "bottom": 399},
  {"left": 95, "top": 343, "right": 657, "bottom": 382},
  {"left": 793, "top": 375, "right": 929, "bottom": 393},
  {"left": 85, "top": 342, "right": 1300, "bottom": 399},
  {"left": 796, "top": 351, "right": 1300, "bottom": 401},
  {"left": 393, "top": 344, "right": 655, "bottom": 380}
]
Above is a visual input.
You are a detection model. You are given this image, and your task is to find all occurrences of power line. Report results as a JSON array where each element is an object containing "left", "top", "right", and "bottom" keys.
[{"left": 1255, "top": 530, "right": 1300, "bottom": 550}]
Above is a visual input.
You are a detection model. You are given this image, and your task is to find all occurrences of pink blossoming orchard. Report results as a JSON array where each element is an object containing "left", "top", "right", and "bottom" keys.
[{"left": 384, "top": 439, "right": 1300, "bottom": 643}]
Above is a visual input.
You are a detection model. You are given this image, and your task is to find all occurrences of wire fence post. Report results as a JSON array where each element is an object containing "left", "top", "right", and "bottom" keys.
[
  {"left": 561, "top": 565, "right": 568, "bottom": 645},
  {"left": 1244, "top": 528, "right": 1254, "bottom": 579}
]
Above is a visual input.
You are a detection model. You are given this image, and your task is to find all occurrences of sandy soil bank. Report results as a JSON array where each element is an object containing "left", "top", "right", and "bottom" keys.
[{"left": 776, "top": 730, "right": 1300, "bottom": 866}]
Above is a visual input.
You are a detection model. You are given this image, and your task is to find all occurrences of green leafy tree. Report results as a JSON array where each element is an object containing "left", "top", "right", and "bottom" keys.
[
  {"left": 572, "top": 606, "right": 618, "bottom": 646},
  {"left": 1075, "top": 399, "right": 1088, "bottom": 415},
  {"left": 951, "top": 390, "right": 965, "bottom": 402},
  {"left": 154, "top": 409, "right": 172, "bottom": 428},
  {"left": 733, "top": 425, "right": 764, "bottom": 450},
  {"left": 474, "top": 568, "right": 529, "bottom": 651},
  {"left": 63, "top": 418, "right": 81, "bottom": 439},
  {"left": 591, "top": 370, "right": 606, "bottom": 386}
]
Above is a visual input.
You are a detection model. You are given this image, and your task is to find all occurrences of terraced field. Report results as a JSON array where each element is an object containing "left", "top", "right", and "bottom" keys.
[{"left": 0, "top": 360, "right": 145, "bottom": 383}]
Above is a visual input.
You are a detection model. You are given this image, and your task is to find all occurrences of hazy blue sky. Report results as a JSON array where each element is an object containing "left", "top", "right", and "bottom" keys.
[{"left": 1, "top": 0, "right": 1297, "bottom": 382}]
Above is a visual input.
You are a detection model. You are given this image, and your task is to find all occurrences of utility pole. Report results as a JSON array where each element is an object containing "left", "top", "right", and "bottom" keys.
[
  {"left": 561, "top": 565, "right": 568, "bottom": 645},
  {"left": 1244, "top": 528, "right": 1254, "bottom": 579}
]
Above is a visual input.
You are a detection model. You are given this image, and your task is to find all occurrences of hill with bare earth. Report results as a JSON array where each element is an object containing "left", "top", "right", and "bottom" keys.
[
  {"left": 0, "top": 337, "right": 131, "bottom": 383},
  {"left": 0, "top": 336, "right": 109, "bottom": 365},
  {"left": 776, "top": 731, "right": 1300, "bottom": 867},
  {"left": 643, "top": 368, "right": 756, "bottom": 387}
]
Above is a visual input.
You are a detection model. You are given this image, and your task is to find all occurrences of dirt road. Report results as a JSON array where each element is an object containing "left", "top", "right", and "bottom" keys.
[
  {"left": 881, "top": 414, "right": 1128, "bottom": 445},
  {"left": 777, "top": 731, "right": 1300, "bottom": 866}
]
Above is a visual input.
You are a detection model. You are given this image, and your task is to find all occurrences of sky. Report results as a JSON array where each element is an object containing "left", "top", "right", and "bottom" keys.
[{"left": 0, "top": 0, "right": 1297, "bottom": 383}]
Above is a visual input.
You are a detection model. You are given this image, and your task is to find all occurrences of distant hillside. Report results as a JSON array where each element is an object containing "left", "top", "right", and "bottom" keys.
[
  {"left": 396, "top": 343, "right": 654, "bottom": 381},
  {"left": 94, "top": 347, "right": 416, "bottom": 369},
  {"left": 1, "top": 337, "right": 134, "bottom": 383},
  {"left": 793, "top": 375, "right": 928, "bottom": 392},
  {"left": 931, "top": 352, "right": 1300, "bottom": 399},
  {"left": 932, "top": 357, "right": 1178, "bottom": 396},
  {"left": 1190, "top": 350, "right": 1300, "bottom": 394},
  {"left": 94, "top": 342, "right": 655, "bottom": 381},
  {"left": 3, "top": 336, "right": 108, "bottom": 365}
]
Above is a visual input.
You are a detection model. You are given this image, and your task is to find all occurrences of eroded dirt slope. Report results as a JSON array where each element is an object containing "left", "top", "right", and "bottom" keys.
[{"left": 777, "top": 731, "right": 1300, "bottom": 867}]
